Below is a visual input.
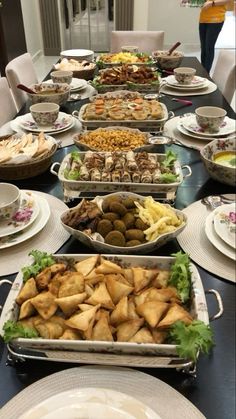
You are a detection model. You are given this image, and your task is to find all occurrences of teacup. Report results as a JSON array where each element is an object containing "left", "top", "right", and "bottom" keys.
[
  {"left": 195, "top": 106, "right": 227, "bottom": 133},
  {"left": 174, "top": 67, "right": 196, "bottom": 84},
  {"left": 50, "top": 70, "right": 73, "bottom": 84},
  {"left": 121, "top": 46, "right": 139, "bottom": 53},
  {"left": 30, "top": 103, "right": 60, "bottom": 126},
  {"left": 0, "top": 183, "right": 21, "bottom": 221}
]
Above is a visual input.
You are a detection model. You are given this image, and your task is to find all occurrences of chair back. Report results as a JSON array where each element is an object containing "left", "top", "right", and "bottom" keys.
[
  {"left": 110, "top": 31, "right": 165, "bottom": 54},
  {"left": 5, "top": 53, "right": 38, "bottom": 112},
  {"left": 0, "top": 77, "right": 17, "bottom": 128},
  {"left": 212, "top": 50, "right": 236, "bottom": 105}
]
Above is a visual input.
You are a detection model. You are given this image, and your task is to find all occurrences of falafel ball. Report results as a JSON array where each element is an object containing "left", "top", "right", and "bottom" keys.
[
  {"left": 110, "top": 202, "right": 127, "bottom": 216},
  {"left": 102, "top": 196, "right": 121, "bottom": 212},
  {"left": 123, "top": 197, "right": 135, "bottom": 209},
  {"left": 135, "top": 218, "right": 149, "bottom": 231},
  {"left": 113, "top": 219, "right": 126, "bottom": 234},
  {"left": 122, "top": 212, "right": 135, "bottom": 229},
  {"left": 102, "top": 212, "right": 120, "bottom": 222},
  {"left": 97, "top": 219, "right": 113, "bottom": 238},
  {"left": 126, "top": 240, "right": 142, "bottom": 247},
  {"left": 125, "top": 229, "right": 145, "bottom": 242},
  {"left": 104, "top": 230, "right": 126, "bottom": 247}
]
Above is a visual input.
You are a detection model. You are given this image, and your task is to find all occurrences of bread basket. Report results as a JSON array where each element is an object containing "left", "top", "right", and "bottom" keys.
[{"left": 0, "top": 142, "right": 58, "bottom": 180}]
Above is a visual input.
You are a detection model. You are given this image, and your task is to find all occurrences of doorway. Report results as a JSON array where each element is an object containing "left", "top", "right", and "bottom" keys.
[{"left": 64, "top": 0, "right": 114, "bottom": 52}]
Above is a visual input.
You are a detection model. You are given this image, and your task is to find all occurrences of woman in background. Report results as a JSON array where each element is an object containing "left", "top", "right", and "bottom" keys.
[{"left": 199, "top": 0, "right": 231, "bottom": 73}]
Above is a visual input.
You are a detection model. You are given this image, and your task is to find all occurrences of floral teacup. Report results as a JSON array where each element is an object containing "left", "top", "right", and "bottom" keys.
[
  {"left": 30, "top": 102, "right": 60, "bottom": 126},
  {"left": 195, "top": 106, "right": 227, "bottom": 133},
  {"left": 0, "top": 183, "right": 21, "bottom": 221}
]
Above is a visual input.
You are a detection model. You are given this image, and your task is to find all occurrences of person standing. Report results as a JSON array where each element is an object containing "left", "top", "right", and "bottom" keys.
[{"left": 199, "top": 0, "right": 231, "bottom": 73}]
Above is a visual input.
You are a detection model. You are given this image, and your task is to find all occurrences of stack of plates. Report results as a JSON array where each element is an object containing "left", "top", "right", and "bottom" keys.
[
  {"left": 11, "top": 113, "right": 75, "bottom": 135},
  {"left": 44, "top": 78, "right": 88, "bottom": 93},
  {"left": 165, "top": 75, "right": 209, "bottom": 92},
  {"left": 0, "top": 191, "right": 50, "bottom": 250},
  {"left": 205, "top": 203, "right": 236, "bottom": 260},
  {"left": 177, "top": 113, "right": 236, "bottom": 142}
]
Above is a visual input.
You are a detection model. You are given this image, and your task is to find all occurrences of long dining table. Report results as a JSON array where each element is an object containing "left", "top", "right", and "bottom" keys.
[{"left": 0, "top": 57, "right": 235, "bottom": 419}]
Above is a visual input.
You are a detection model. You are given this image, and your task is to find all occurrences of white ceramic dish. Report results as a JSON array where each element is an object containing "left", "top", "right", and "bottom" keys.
[
  {"left": 177, "top": 121, "right": 213, "bottom": 142},
  {"left": 182, "top": 115, "right": 236, "bottom": 137},
  {"left": 60, "top": 192, "right": 187, "bottom": 254},
  {"left": 0, "top": 192, "right": 50, "bottom": 249},
  {"left": 18, "top": 387, "right": 160, "bottom": 419},
  {"left": 0, "top": 366, "right": 206, "bottom": 419},
  {"left": 213, "top": 203, "right": 236, "bottom": 249},
  {"left": 11, "top": 113, "right": 74, "bottom": 135},
  {"left": 60, "top": 49, "right": 94, "bottom": 61},
  {"left": 205, "top": 210, "right": 235, "bottom": 260},
  {"left": 166, "top": 75, "right": 206, "bottom": 89},
  {"left": 0, "top": 253, "right": 209, "bottom": 358},
  {"left": 51, "top": 153, "right": 191, "bottom": 195},
  {"left": 44, "top": 78, "right": 87, "bottom": 92},
  {"left": 0, "top": 191, "right": 39, "bottom": 238}
]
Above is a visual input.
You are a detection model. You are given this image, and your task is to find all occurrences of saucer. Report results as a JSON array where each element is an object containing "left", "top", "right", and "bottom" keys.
[
  {"left": 0, "top": 191, "right": 39, "bottom": 238},
  {"left": 44, "top": 78, "right": 87, "bottom": 92},
  {"left": 11, "top": 113, "right": 74, "bottom": 134},
  {"left": 182, "top": 114, "right": 236, "bottom": 137}
]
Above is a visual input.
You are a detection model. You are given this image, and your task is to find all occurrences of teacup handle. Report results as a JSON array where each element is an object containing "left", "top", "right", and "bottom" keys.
[{"left": 72, "top": 110, "right": 80, "bottom": 119}]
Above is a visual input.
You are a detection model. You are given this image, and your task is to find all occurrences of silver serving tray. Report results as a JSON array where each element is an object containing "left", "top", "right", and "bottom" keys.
[
  {"left": 51, "top": 151, "right": 191, "bottom": 194},
  {"left": 0, "top": 254, "right": 208, "bottom": 357}
]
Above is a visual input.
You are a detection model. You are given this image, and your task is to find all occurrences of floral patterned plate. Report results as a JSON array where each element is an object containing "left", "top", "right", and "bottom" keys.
[
  {"left": 213, "top": 203, "right": 236, "bottom": 249},
  {"left": 182, "top": 115, "right": 236, "bottom": 137},
  {"left": 11, "top": 112, "right": 74, "bottom": 134},
  {"left": 0, "top": 193, "right": 50, "bottom": 249},
  {"left": 0, "top": 191, "right": 39, "bottom": 238},
  {"left": 205, "top": 210, "right": 235, "bottom": 260},
  {"left": 166, "top": 75, "right": 207, "bottom": 89},
  {"left": 45, "top": 78, "right": 87, "bottom": 92}
]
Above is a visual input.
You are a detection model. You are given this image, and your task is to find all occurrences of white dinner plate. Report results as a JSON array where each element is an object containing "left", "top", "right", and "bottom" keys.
[
  {"left": 11, "top": 113, "right": 75, "bottom": 135},
  {"left": 166, "top": 75, "right": 207, "bottom": 89},
  {"left": 177, "top": 120, "right": 213, "bottom": 142},
  {"left": 0, "top": 366, "right": 206, "bottom": 419},
  {"left": 205, "top": 211, "right": 235, "bottom": 260},
  {"left": 0, "top": 191, "right": 39, "bottom": 238},
  {"left": 0, "top": 193, "right": 50, "bottom": 249},
  {"left": 182, "top": 114, "right": 236, "bottom": 137},
  {"left": 19, "top": 387, "right": 160, "bottom": 419},
  {"left": 44, "top": 78, "right": 87, "bottom": 92},
  {"left": 213, "top": 203, "right": 236, "bottom": 249}
]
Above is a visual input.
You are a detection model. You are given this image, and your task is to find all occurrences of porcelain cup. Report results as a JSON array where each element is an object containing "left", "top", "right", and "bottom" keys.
[
  {"left": 174, "top": 67, "right": 196, "bottom": 84},
  {"left": 30, "top": 102, "right": 60, "bottom": 126},
  {"left": 50, "top": 70, "right": 73, "bottom": 84},
  {"left": 195, "top": 106, "right": 227, "bottom": 133},
  {"left": 0, "top": 183, "right": 21, "bottom": 221}
]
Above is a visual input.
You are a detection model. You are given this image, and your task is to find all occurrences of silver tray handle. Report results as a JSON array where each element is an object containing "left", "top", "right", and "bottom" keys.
[
  {"left": 50, "top": 162, "right": 60, "bottom": 177},
  {"left": 168, "top": 111, "right": 175, "bottom": 120},
  {"left": 181, "top": 165, "right": 192, "bottom": 179},
  {"left": 0, "top": 280, "right": 12, "bottom": 313},
  {"left": 205, "top": 289, "right": 224, "bottom": 321},
  {"left": 72, "top": 110, "right": 80, "bottom": 119}
]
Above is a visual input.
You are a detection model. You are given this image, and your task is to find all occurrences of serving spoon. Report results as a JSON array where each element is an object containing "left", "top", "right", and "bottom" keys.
[
  {"left": 167, "top": 41, "right": 181, "bottom": 56},
  {"left": 17, "top": 84, "right": 36, "bottom": 94}
]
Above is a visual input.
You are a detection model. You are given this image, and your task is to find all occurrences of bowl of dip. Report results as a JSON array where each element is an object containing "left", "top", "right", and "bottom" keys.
[{"left": 200, "top": 138, "right": 236, "bottom": 186}]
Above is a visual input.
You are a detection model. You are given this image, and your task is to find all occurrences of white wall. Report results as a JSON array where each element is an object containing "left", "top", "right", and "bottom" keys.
[
  {"left": 134, "top": 0, "right": 200, "bottom": 49},
  {"left": 20, "top": 0, "right": 43, "bottom": 61}
]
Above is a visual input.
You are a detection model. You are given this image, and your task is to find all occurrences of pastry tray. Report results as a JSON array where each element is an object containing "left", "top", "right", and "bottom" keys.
[{"left": 50, "top": 151, "right": 192, "bottom": 194}]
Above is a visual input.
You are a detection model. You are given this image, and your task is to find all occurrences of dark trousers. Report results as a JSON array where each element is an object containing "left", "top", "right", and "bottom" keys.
[{"left": 199, "top": 22, "right": 224, "bottom": 73}]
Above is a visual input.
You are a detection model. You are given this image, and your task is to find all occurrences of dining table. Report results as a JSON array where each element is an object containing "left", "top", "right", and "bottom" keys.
[{"left": 0, "top": 56, "right": 235, "bottom": 419}]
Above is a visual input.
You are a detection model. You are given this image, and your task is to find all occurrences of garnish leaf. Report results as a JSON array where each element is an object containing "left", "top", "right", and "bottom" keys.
[
  {"left": 70, "top": 151, "right": 81, "bottom": 161},
  {"left": 2, "top": 320, "right": 38, "bottom": 343},
  {"left": 162, "top": 150, "right": 177, "bottom": 168},
  {"left": 168, "top": 251, "right": 191, "bottom": 303},
  {"left": 169, "top": 320, "right": 214, "bottom": 361},
  {"left": 22, "top": 250, "right": 55, "bottom": 282},
  {"left": 159, "top": 173, "right": 178, "bottom": 183},
  {"left": 64, "top": 169, "right": 80, "bottom": 180}
]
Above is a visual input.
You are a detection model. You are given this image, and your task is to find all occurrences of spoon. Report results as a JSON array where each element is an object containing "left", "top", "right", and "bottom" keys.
[
  {"left": 17, "top": 84, "right": 36, "bottom": 94},
  {"left": 168, "top": 41, "right": 181, "bottom": 56}
]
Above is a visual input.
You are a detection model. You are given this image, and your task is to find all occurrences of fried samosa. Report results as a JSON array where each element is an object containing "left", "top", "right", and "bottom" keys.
[{"left": 16, "top": 278, "right": 38, "bottom": 305}]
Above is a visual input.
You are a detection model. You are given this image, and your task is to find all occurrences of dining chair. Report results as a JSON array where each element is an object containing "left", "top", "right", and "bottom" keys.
[
  {"left": 0, "top": 77, "right": 17, "bottom": 127},
  {"left": 211, "top": 50, "right": 236, "bottom": 105},
  {"left": 110, "top": 31, "right": 165, "bottom": 54},
  {"left": 5, "top": 53, "right": 38, "bottom": 112}
]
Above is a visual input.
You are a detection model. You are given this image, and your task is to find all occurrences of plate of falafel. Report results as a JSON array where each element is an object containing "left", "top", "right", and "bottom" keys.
[{"left": 61, "top": 192, "right": 187, "bottom": 254}]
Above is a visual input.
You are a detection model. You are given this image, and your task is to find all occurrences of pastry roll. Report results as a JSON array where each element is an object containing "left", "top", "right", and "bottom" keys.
[
  {"left": 126, "top": 151, "right": 138, "bottom": 171},
  {"left": 79, "top": 165, "right": 90, "bottom": 181},
  {"left": 105, "top": 153, "right": 114, "bottom": 170},
  {"left": 132, "top": 171, "right": 141, "bottom": 183},
  {"left": 111, "top": 170, "right": 121, "bottom": 182},
  {"left": 90, "top": 168, "right": 101, "bottom": 182},
  {"left": 141, "top": 170, "right": 152, "bottom": 183},
  {"left": 101, "top": 171, "right": 111, "bottom": 182},
  {"left": 121, "top": 170, "right": 131, "bottom": 182},
  {"left": 153, "top": 168, "right": 161, "bottom": 183}
]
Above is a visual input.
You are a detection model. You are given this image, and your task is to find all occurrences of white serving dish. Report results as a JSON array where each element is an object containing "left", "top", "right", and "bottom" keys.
[
  {"left": 51, "top": 152, "right": 191, "bottom": 194},
  {"left": 0, "top": 254, "right": 208, "bottom": 360},
  {"left": 96, "top": 54, "right": 155, "bottom": 68},
  {"left": 60, "top": 49, "right": 94, "bottom": 62},
  {"left": 60, "top": 192, "right": 187, "bottom": 254}
]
